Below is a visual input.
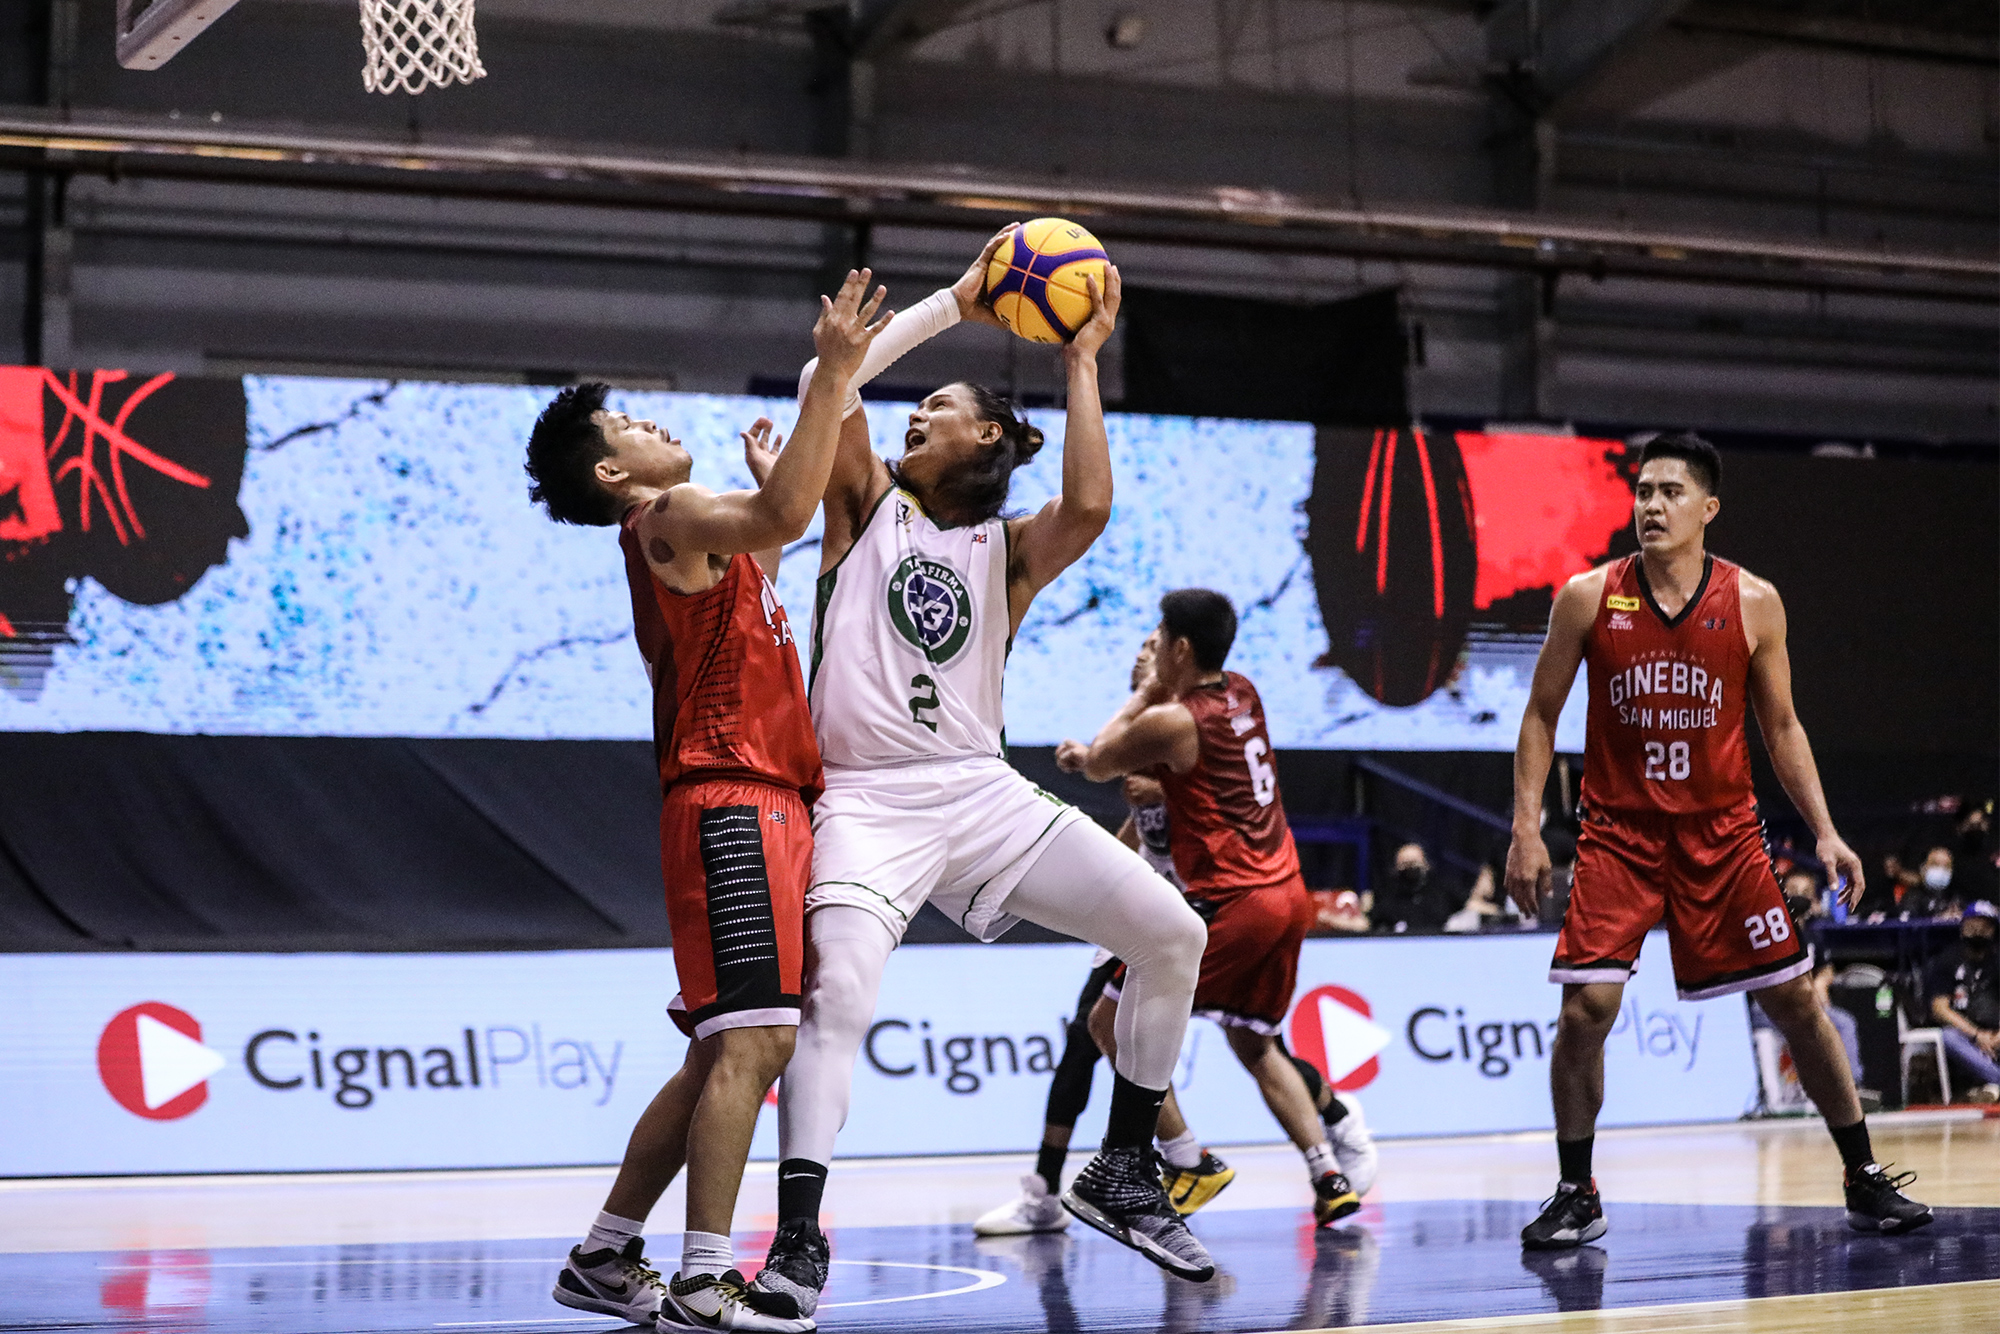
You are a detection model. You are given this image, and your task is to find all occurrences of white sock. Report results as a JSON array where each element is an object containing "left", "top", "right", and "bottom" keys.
[
  {"left": 681, "top": 1230, "right": 733, "bottom": 1281},
  {"left": 1304, "top": 1142, "right": 1337, "bottom": 1180},
  {"left": 1157, "top": 1129, "right": 1203, "bottom": 1169},
  {"left": 583, "top": 1209, "right": 643, "bottom": 1257}
]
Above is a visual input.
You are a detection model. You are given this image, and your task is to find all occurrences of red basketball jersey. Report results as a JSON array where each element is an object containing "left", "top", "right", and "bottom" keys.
[
  {"left": 1157, "top": 671, "right": 1302, "bottom": 895},
  {"left": 1581, "top": 553, "right": 1754, "bottom": 814},
  {"left": 619, "top": 514, "right": 824, "bottom": 803}
]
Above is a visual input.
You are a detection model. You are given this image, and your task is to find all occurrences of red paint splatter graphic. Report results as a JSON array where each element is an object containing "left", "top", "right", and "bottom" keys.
[
  {"left": 0, "top": 369, "right": 248, "bottom": 675},
  {"left": 1454, "top": 431, "right": 1632, "bottom": 611}
]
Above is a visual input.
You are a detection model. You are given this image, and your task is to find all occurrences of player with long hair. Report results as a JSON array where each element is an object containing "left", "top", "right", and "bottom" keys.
[{"left": 754, "top": 232, "right": 1214, "bottom": 1317}]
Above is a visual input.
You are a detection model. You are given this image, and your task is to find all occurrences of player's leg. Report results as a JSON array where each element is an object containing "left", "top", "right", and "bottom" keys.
[
  {"left": 1668, "top": 803, "right": 1929, "bottom": 1235},
  {"left": 1001, "top": 818, "right": 1214, "bottom": 1280},
  {"left": 650, "top": 787, "right": 816, "bottom": 1333},
  {"left": 1085, "top": 988, "right": 1229, "bottom": 1215},
  {"left": 755, "top": 904, "right": 897, "bottom": 1316},
  {"left": 1526, "top": 807, "right": 1663, "bottom": 1250},
  {"left": 1280, "top": 1039, "right": 1377, "bottom": 1196},
  {"left": 555, "top": 1037, "right": 711, "bottom": 1322},
  {"left": 977, "top": 958, "right": 1116, "bottom": 1236}
]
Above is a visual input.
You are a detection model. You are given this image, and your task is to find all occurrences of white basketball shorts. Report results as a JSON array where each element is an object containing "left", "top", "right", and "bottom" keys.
[{"left": 805, "top": 755, "right": 1086, "bottom": 942}]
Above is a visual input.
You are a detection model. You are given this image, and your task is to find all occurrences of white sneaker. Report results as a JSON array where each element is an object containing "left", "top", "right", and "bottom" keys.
[
  {"left": 1329, "top": 1092, "right": 1378, "bottom": 1197},
  {"left": 973, "top": 1173, "right": 1070, "bottom": 1236},
  {"left": 658, "top": 1269, "right": 814, "bottom": 1332},
  {"left": 552, "top": 1237, "right": 668, "bottom": 1324}
]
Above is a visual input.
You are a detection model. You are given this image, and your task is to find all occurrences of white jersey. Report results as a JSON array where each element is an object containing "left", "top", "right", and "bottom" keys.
[{"left": 810, "top": 486, "right": 1009, "bottom": 769}]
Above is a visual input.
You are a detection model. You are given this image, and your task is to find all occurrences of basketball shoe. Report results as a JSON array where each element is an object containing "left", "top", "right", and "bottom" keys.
[
  {"left": 1326, "top": 1093, "right": 1378, "bottom": 1197},
  {"left": 1061, "top": 1145, "right": 1216, "bottom": 1281},
  {"left": 1312, "top": 1171, "right": 1360, "bottom": 1226},
  {"left": 658, "top": 1269, "right": 814, "bottom": 1333},
  {"left": 1520, "top": 1180, "right": 1607, "bottom": 1250},
  {"left": 1844, "top": 1164, "right": 1932, "bottom": 1234},
  {"left": 1162, "top": 1150, "right": 1236, "bottom": 1216},
  {"left": 751, "top": 1218, "right": 830, "bottom": 1318},
  {"left": 975, "top": 1173, "right": 1070, "bottom": 1236},
  {"left": 551, "top": 1236, "right": 668, "bottom": 1324}
]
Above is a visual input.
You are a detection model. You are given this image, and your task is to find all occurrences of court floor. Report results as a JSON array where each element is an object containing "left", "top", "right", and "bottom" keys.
[{"left": 5, "top": 1112, "right": 1996, "bottom": 1334}]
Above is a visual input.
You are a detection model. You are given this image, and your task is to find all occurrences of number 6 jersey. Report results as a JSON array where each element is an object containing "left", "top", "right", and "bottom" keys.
[
  {"left": 1155, "top": 672, "right": 1302, "bottom": 895},
  {"left": 1582, "top": 553, "right": 1754, "bottom": 814},
  {"left": 809, "top": 488, "right": 1010, "bottom": 769}
]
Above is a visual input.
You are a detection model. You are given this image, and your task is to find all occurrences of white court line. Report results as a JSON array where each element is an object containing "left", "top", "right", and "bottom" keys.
[{"left": 430, "top": 1260, "right": 1006, "bottom": 1326}]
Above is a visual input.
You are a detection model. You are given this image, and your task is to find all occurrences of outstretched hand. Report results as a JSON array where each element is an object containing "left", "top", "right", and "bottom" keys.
[
  {"left": 952, "top": 225, "right": 1016, "bottom": 330},
  {"left": 1068, "top": 264, "right": 1121, "bottom": 358},
  {"left": 813, "top": 268, "right": 893, "bottom": 381},
  {"left": 741, "top": 417, "right": 782, "bottom": 486},
  {"left": 1055, "top": 739, "right": 1090, "bottom": 774}
]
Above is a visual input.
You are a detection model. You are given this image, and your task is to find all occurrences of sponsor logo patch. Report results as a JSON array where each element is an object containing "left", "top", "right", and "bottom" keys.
[
  {"left": 1606, "top": 595, "right": 1641, "bottom": 611},
  {"left": 1608, "top": 612, "right": 1634, "bottom": 630}
]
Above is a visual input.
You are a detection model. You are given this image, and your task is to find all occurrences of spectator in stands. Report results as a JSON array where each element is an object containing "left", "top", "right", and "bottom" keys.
[
  {"left": 1860, "top": 850, "right": 1946, "bottom": 922},
  {"left": 1917, "top": 846, "right": 1963, "bottom": 916},
  {"left": 1953, "top": 803, "right": 1997, "bottom": 902},
  {"left": 1370, "top": 842, "right": 1457, "bottom": 934},
  {"left": 1926, "top": 900, "right": 2000, "bottom": 1104},
  {"left": 1768, "top": 869, "right": 1877, "bottom": 1106},
  {"left": 1444, "top": 864, "right": 1521, "bottom": 933}
]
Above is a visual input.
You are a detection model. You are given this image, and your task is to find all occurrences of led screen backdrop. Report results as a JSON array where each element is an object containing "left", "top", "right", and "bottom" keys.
[{"left": 0, "top": 370, "right": 1627, "bottom": 749}]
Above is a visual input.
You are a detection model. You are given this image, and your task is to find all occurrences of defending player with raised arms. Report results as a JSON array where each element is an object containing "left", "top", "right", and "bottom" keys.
[
  {"left": 524, "top": 271, "right": 889, "bottom": 1334},
  {"left": 754, "top": 230, "right": 1216, "bottom": 1314},
  {"left": 1050, "top": 591, "right": 1378, "bottom": 1228},
  {"left": 1505, "top": 432, "right": 1930, "bottom": 1250}
]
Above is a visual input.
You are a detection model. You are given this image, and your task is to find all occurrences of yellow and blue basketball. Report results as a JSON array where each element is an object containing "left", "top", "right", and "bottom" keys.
[{"left": 984, "top": 218, "right": 1110, "bottom": 344}]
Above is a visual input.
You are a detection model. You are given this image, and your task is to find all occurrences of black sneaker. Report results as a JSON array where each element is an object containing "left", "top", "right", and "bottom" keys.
[
  {"left": 1844, "top": 1163, "right": 1933, "bottom": 1235},
  {"left": 1312, "top": 1171, "right": 1360, "bottom": 1226},
  {"left": 1521, "top": 1180, "right": 1607, "bottom": 1250},
  {"left": 1161, "top": 1150, "right": 1236, "bottom": 1216},
  {"left": 752, "top": 1218, "right": 830, "bottom": 1318},
  {"left": 1062, "top": 1145, "right": 1216, "bottom": 1282},
  {"left": 551, "top": 1236, "right": 667, "bottom": 1323}
]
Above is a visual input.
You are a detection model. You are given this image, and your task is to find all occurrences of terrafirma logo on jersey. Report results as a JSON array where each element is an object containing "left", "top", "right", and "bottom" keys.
[{"left": 96, "top": 1003, "right": 625, "bottom": 1119}]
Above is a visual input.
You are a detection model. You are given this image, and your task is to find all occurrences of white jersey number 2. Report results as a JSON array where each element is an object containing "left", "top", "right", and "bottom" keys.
[{"left": 1244, "top": 738, "right": 1277, "bottom": 807}]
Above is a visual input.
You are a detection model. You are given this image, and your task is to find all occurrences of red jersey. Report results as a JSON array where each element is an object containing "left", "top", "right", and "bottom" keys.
[
  {"left": 1581, "top": 553, "right": 1754, "bottom": 814},
  {"left": 619, "top": 513, "right": 824, "bottom": 803},
  {"left": 1156, "top": 671, "right": 1302, "bottom": 895}
]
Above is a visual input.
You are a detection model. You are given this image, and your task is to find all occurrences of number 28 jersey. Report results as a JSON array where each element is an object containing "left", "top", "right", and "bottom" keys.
[
  {"left": 1582, "top": 553, "right": 1754, "bottom": 814},
  {"left": 1156, "top": 672, "right": 1301, "bottom": 895}
]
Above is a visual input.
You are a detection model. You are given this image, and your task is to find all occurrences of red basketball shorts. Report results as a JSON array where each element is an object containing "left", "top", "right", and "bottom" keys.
[
  {"left": 660, "top": 778, "right": 809, "bottom": 1040},
  {"left": 1553, "top": 800, "right": 1811, "bottom": 1000},
  {"left": 1105, "top": 873, "right": 1315, "bottom": 1033}
]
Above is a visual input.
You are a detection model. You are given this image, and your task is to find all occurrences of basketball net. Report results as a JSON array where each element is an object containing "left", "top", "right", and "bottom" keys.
[{"left": 358, "top": 0, "right": 485, "bottom": 95}]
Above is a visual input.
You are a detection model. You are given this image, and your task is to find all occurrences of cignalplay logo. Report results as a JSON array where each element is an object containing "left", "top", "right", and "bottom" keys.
[
  {"left": 1287, "top": 985, "right": 1392, "bottom": 1092},
  {"left": 98, "top": 1003, "right": 226, "bottom": 1120}
]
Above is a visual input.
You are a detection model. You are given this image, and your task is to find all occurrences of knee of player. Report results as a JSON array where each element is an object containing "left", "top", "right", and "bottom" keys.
[
  {"left": 1152, "top": 903, "right": 1207, "bottom": 977},
  {"left": 1751, "top": 978, "right": 1818, "bottom": 1032},
  {"left": 1559, "top": 986, "right": 1623, "bottom": 1036},
  {"left": 715, "top": 1023, "right": 798, "bottom": 1079}
]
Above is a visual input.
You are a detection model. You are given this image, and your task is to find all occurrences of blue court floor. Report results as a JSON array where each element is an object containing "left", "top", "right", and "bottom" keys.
[{"left": 8, "top": 1199, "right": 1997, "bottom": 1333}]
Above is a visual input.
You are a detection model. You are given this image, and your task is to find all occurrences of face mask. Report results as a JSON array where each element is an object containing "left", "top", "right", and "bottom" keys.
[
  {"left": 1965, "top": 933, "right": 1994, "bottom": 956},
  {"left": 1923, "top": 867, "right": 1953, "bottom": 890},
  {"left": 1397, "top": 866, "right": 1426, "bottom": 887}
]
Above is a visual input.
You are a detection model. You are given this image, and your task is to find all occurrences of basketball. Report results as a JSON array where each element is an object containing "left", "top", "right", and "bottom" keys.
[{"left": 983, "top": 218, "right": 1111, "bottom": 344}]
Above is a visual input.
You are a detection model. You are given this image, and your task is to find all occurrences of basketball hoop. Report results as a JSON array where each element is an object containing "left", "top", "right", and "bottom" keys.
[{"left": 358, "top": 0, "right": 486, "bottom": 95}]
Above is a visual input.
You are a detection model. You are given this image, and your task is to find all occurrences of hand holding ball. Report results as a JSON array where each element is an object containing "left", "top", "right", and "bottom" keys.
[{"left": 983, "top": 218, "right": 1111, "bottom": 344}]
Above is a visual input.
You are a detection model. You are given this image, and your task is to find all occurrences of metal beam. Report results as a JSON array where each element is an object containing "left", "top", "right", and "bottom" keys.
[
  {"left": 853, "top": 0, "right": 990, "bottom": 59},
  {"left": 0, "top": 108, "right": 1989, "bottom": 302},
  {"left": 115, "top": 0, "right": 242, "bottom": 71}
]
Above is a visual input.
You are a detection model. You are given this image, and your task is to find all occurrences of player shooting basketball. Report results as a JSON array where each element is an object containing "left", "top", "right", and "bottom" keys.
[
  {"left": 755, "top": 227, "right": 1217, "bottom": 1315},
  {"left": 1506, "top": 432, "right": 1930, "bottom": 1248}
]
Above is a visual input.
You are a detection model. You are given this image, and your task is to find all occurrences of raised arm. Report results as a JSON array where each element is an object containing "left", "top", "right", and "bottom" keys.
[
  {"left": 1744, "top": 574, "right": 1866, "bottom": 907},
  {"left": 1005, "top": 265, "right": 1121, "bottom": 635},
  {"left": 1505, "top": 570, "right": 1600, "bottom": 916},
  {"left": 638, "top": 271, "right": 886, "bottom": 584},
  {"left": 808, "top": 228, "right": 1015, "bottom": 568}
]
